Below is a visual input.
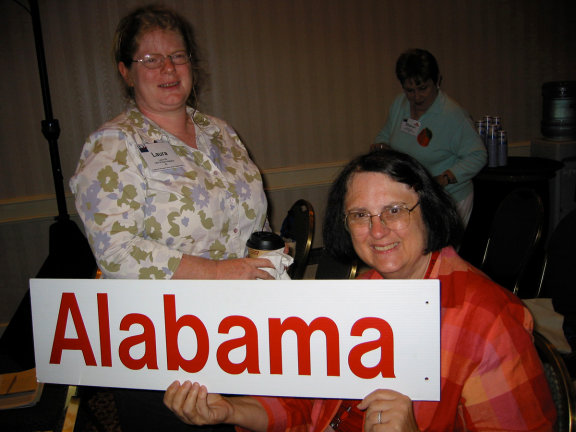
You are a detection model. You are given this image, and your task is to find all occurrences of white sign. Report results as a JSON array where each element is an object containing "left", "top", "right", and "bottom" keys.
[{"left": 30, "top": 279, "right": 440, "bottom": 400}]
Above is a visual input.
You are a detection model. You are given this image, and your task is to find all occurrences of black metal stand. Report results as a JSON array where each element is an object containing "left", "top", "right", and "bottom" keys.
[{"left": 29, "top": 0, "right": 67, "bottom": 220}]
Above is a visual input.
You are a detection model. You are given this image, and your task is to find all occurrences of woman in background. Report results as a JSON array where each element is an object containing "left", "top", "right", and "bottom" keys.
[{"left": 373, "top": 49, "right": 486, "bottom": 227}]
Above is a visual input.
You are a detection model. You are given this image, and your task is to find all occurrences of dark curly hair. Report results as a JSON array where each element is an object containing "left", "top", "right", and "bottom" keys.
[
  {"left": 323, "top": 149, "right": 463, "bottom": 262},
  {"left": 113, "top": 4, "right": 206, "bottom": 108},
  {"left": 395, "top": 48, "right": 440, "bottom": 87}
]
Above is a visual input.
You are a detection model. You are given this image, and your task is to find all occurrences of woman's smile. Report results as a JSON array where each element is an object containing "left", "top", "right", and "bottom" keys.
[
  {"left": 159, "top": 80, "right": 181, "bottom": 88},
  {"left": 372, "top": 241, "right": 399, "bottom": 253}
]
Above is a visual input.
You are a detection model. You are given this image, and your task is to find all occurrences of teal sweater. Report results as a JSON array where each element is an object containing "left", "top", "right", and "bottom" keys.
[{"left": 375, "top": 91, "right": 487, "bottom": 202}]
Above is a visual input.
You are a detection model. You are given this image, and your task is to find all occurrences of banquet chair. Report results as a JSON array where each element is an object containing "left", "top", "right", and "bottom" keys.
[
  {"left": 480, "top": 188, "right": 544, "bottom": 297},
  {"left": 315, "top": 248, "right": 357, "bottom": 280},
  {"left": 534, "top": 331, "right": 576, "bottom": 432},
  {"left": 281, "top": 199, "right": 315, "bottom": 279},
  {"left": 537, "top": 207, "right": 576, "bottom": 305},
  {"left": 535, "top": 207, "right": 576, "bottom": 380}
]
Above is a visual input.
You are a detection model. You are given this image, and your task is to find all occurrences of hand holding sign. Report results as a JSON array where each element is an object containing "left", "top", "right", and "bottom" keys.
[
  {"left": 164, "top": 381, "right": 231, "bottom": 427},
  {"left": 164, "top": 381, "right": 268, "bottom": 432},
  {"left": 358, "top": 389, "right": 419, "bottom": 432}
]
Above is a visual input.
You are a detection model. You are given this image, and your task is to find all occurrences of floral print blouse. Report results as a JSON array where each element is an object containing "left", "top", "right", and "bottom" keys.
[{"left": 70, "top": 105, "right": 269, "bottom": 279}]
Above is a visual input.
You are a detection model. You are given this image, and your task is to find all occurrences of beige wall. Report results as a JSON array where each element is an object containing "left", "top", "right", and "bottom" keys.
[{"left": 1, "top": 0, "right": 575, "bottom": 328}]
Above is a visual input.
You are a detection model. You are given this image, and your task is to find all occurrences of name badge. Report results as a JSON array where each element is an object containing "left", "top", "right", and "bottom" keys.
[
  {"left": 138, "top": 141, "right": 184, "bottom": 171},
  {"left": 400, "top": 118, "right": 421, "bottom": 136}
]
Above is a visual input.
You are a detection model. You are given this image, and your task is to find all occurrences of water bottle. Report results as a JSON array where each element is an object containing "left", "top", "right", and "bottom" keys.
[
  {"left": 497, "top": 130, "right": 508, "bottom": 166},
  {"left": 487, "top": 125, "right": 498, "bottom": 167}
]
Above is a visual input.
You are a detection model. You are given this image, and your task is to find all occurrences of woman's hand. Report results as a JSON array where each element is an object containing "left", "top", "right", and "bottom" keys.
[
  {"left": 172, "top": 255, "right": 276, "bottom": 279},
  {"left": 164, "top": 381, "right": 269, "bottom": 432},
  {"left": 434, "top": 174, "right": 448, "bottom": 187},
  {"left": 357, "top": 389, "right": 419, "bottom": 432},
  {"left": 213, "top": 257, "right": 276, "bottom": 280},
  {"left": 164, "top": 381, "right": 232, "bottom": 426},
  {"left": 434, "top": 170, "right": 456, "bottom": 187}
]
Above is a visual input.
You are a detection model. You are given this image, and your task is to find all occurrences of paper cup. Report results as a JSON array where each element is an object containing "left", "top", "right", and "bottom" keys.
[{"left": 246, "top": 231, "right": 284, "bottom": 258}]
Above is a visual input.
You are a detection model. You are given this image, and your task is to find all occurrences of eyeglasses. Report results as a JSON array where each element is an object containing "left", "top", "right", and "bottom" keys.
[
  {"left": 345, "top": 202, "right": 420, "bottom": 232},
  {"left": 132, "top": 51, "right": 191, "bottom": 69}
]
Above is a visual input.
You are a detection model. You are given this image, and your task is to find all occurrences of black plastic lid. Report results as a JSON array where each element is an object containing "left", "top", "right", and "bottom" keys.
[{"left": 246, "top": 231, "right": 284, "bottom": 250}]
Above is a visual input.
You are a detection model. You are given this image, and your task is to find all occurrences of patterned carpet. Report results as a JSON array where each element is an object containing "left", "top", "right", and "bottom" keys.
[{"left": 74, "top": 389, "right": 121, "bottom": 432}]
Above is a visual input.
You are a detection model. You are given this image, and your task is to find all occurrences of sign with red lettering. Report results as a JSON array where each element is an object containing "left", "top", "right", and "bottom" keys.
[{"left": 30, "top": 278, "right": 440, "bottom": 400}]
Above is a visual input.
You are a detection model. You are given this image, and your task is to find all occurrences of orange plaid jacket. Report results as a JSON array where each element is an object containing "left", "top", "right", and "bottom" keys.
[{"left": 248, "top": 247, "right": 556, "bottom": 431}]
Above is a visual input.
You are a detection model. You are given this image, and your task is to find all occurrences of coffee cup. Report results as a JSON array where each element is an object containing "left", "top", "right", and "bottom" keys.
[{"left": 246, "top": 231, "right": 284, "bottom": 258}]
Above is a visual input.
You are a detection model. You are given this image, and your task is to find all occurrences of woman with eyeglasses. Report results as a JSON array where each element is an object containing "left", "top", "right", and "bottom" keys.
[
  {"left": 70, "top": 4, "right": 275, "bottom": 281},
  {"left": 164, "top": 150, "right": 555, "bottom": 431},
  {"left": 373, "top": 49, "right": 486, "bottom": 228},
  {"left": 69, "top": 4, "right": 273, "bottom": 431}
]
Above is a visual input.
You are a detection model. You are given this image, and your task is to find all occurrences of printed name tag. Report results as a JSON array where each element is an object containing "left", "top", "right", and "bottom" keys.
[
  {"left": 400, "top": 118, "right": 421, "bottom": 136},
  {"left": 138, "top": 141, "right": 184, "bottom": 171}
]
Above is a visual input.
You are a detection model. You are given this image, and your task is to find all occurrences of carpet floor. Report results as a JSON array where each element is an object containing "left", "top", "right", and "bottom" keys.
[{"left": 74, "top": 389, "right": 121, "bottom": 432}]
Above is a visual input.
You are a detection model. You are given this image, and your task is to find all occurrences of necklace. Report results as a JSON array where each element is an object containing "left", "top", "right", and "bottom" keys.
[{"left": 421, "top": 253, "right": 432, "bottom": 278}]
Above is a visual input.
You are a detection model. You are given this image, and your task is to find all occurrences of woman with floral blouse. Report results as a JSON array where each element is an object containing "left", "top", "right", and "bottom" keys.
[
  {"left": 69, "top": 5, "right": 274, "bottom": 431},
  {"left": 70, "top": 5, "right": 274, "bottom": 282}
]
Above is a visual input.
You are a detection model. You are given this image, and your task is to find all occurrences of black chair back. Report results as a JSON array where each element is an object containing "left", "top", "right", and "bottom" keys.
[
  {"left": 480, "top": 188, "right": 544, "bottom": 296},
  {"left": 315, "top": 248, "right": 357, "bottom": 280},
  {"left": 538, "top": 208, "right": 576, "bottom": 307},
  {"left": 534, "top": 331, "right": 576, "bottom": 431},
  {"left": 281, "top": 199, "right": 315, "bottom": 279}
]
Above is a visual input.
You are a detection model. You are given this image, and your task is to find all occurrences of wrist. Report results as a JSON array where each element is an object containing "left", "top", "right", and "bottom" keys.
[
  {"left": 443, "top": 170, "right": 456, "bottom": 185},
  {"left": 225, "top": 396, "right": 268, "bottom": 432}
]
